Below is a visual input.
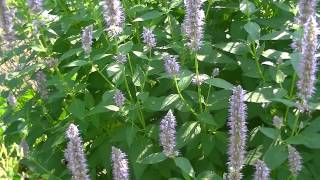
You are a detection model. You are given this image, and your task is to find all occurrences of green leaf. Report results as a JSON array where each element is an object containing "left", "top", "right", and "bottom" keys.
[
  {"left": 262, "top": 49, "right": 290, "bottom": 60},
  {"left": 161, "top": 94, "right": 179, "bottom": 110},
  {"left": 174, "top": 157, "right": 195, "bottom": 178},
  {"left": 286, "top": 133, "right": 320, "bottom": 149},
  {"left": 244, "top": 22, "right": 261, "bottom": 40},
  {"left": 260, "top": 127, "right": 278, "bottom": 139},
  {"left": 133, "top": 10, "right": 163, "bottom": 22},
  {"left": 204, "top": 78, "right": 234, "bottom": 90},
  {"left": 260, "top": 30, "right": 291, "bottom": 40},
  {"left": 144, "top": 96, "right": 165, "bottom": 111},
  {"left": 290, "top": 52, "right": 300, "bottom": 73},
  {"left": 177, "top": 122, "right": 201, "bottom": 148},
  {"left": 214, "top": 42, "right": 249, "bottom": 55},
  {"left": 68, "top": 99, "right": 86, "bottom": 120},
  {"left": 60, "top": 48, "right": 82, "bottom": 60},
  {"left": 263, "top": 145, "right": 288, "bottom": 169},
  {"left": 64, "top": 60, "right": 89, "bottom": 67},
  {"left": 133, "top": 51, "right": 149, "bottom": 60},
  {"left": 178, "top": 70, "right": 193, "bottom": 90},
  {"left": 139, "top": 152, "right": 167, "bottom": 164},
  {"left": 196, "top": 171, "right": 223, "bottom": 180},
  {"left": 198, "top": 112, "right": 217, "bottom": 126},
  {"left": 118, "top": 41, "right": 133, "bottom": 54}
]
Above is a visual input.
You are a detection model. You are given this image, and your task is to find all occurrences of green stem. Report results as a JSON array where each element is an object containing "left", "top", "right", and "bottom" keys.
[
  {"left": 251, "top": 43, "right": 265, "bottom": 83},
  {"left": 194, "top": 55, "right": 203, "bottom": 112},
  {"left": 290, "top": 112, "right": 300, "bottom": 137},
  {"left": 174, "top": 76, "right": 197, "bottom": 116},
  {"left": 205, "top": 85, "right": 212, "bottom": 111},
  {"left": 284, "top": 73, "right": 297, "bottom": 124}
]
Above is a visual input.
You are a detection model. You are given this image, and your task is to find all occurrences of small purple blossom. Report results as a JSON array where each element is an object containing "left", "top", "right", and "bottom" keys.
[
  {"left": 160, "top": 110, "right": 178, "bottom": 157},
  {"left": 142, "top": 27, "right": 156, "bottom": 49},
  {"left": 35, "top": 71, "right": 48, "bottom": 99},
  {"left": 288, "top": 145, "right": 303, "bottom": 177},
  {"left": 297, "top": 16, "right": 318, "bottom": 101},
  {"left": 101, "top": 0, "right": 125, "bottom": 37},
  {"left": 28, "top": 0, "right": 43, "bottom": 13},
  {"left": 272, "top": 116, "right": 283, "bottom": 129},
  {"left": 113, "top": 54, "right": 127, "bottom": 64},
  {"left": 227, "top": 85, "right": 247, "bottom": 180},
  {"left": 7, "top": 92, "right": 17, "bottom": 107},
  {"left": 254, "top": 160, "right": 270, "bottom": 180},
  {"left": 82, "top": 25, "right": 93, "bottom": 55},
  {"left": 212, "top": 68, "right": 220, "bottom": 77},
  {"left": 191, "top": 74, "right": 209, "bottom": 85},
  {"left": 111, "top": 146, "right": 129, "bottom": 180},
  {"left": 182, "top": 0, "right": 205, "bottom": 51},
  {"left": 64, "top": 123, "right": 90, "bottom": 180},
  {"left": 163, "top": 54, "right": 180, "bottom": 76},
  {"left": 113, "top": 90, "right": 125, "bottom": 108}
]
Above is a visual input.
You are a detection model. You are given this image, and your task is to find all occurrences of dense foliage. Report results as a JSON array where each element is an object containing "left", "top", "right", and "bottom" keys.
[{"left": 0, "top": 0, "right": 320, "bottom": 179}]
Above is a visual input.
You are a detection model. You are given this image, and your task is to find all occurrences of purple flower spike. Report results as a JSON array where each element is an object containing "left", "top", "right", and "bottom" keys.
[
  {"left": 297, "top": 16, "right": 318, "bottom": 101},
  {"left": 254, "top": 160, "right": 270, "bottom": 180},
  {"left": 101, "top": 0, "right": 125, "bottom": 37},
  {"left": 113, "top": 54, "right": 127, "bottom": 64},
  {"left": 64, "top": 124, "right": 90, "bottom": 180},
  {"left": 163, "top": 54, "right": 180, "bottom": 76},
  {"left": 28, "top": 0, "right": 43, "bottom": 13},
  {"left": 182, "top": 0, "right": 205, "bottom": 51},
  {"left": 0, "top": 0, "right": 15, "bottom": 43},
  {"left": 288, "top": 146, "right": 303, "bottom": 177},
  {"left": 160, "top": 110, "right": 178, "bottom": 157},
  {"left": 142, "top": 27, "right": 156, "bottom": 49},
  {"left": 82, "top": 25, "right": 93, "bottom": 55},
  {"left": 35, "top": 71, "right": 48, "bottom": 99},
  {"left": 111, "top": 147, "right": 129, "bottom": 180},
  {"left": 113, "top": 90, "right": 125, "bottom": 108},
  {"left": 227, "top": 85, "right": 247, "bottom": 180},
  {"left": 7, "top": 92, "right": 17, "bottom": 107}
]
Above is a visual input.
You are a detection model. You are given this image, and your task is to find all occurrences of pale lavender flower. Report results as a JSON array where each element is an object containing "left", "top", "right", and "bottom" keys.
[
  {"left": 296, "top": 0, "right": 317, "bottom": 26},
  {"left": 20, "top": 140, "right": 29, "bottom": 157},
  {"left": 288, "top": 146, "right": 303, "bottom": 177},
  {"left": 227, "top": 85, "right": 247, "bottom": 180},
  {"left": 291, "top": 0, "right": 317, "bottom": 52},
  {"left": 163, "top": 54, "right": 180, "bottom": 76},
  {"left": 82, "top": 25, "right": 93, "bottom": 55},
  {"left": 0, "top": 0, "right": 15, "bottom": 43},
  {"left": 272, "top": 116, "right": 283, "bottom": 129},
  {"left": 45, "top": 58, "right": 58, "bottom": 68},
  {"left": 113, "top": 90, "right": 125, "bottom": 108},
  {"left": 113, "top": 54, "right": 127, "bottom": 64},
  {"left": 28, "top": 0, "right": 43, "bottom": 13},
  {"left": 101, "top": 0, "right": 125, "bottom": 37},
  {"left": 64, "top": 123, "right": 90, "bottom": 180},
  {"left": 35, "top": 71, "right": 48, "bottom": 99},
  {"left": 7, "top": 92, "right": 17, "bottom": 107},
  {"left": 191, "top": 74, "right": 209, "bottom": 85},
  {"left": 297, "top": 16, "right": 318, "bottom": 101},
  {"left": 182, "top": 0, "right": 205, "bottom": 51},
  {"left": 142, "top": 27, "right": 156, "bottom": 49},
  {"left": 212, "top": 68, "right": 220, "bottom": 77},
  {"left": 254, "top": 160, "right": 270, "bottom": 180},
  {"left": 111, "top": 147, "right": 129, "bottom": 180},
  {"left": 160, "top": 110, "right": 178, "bottom": 157}
]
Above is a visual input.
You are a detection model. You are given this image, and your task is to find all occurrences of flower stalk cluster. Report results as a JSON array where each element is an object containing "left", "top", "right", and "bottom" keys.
[
  {"left": 111, "top": 146, "right": 129, "bottom": 180},
  {"left": 64, "top": 124, "right": 90, "bottom": 180},
  {"left": 101, "top": 0, "right": 125, "bottom": 37},
  {"left": 160, "top": 110, "right": 178, "bottom": 157},
  {"left": 182, "top": 0, "right": 205, "bottom": 51},
  {"left": 227, "top": 85, "right": 247, "bottom": 180}
]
